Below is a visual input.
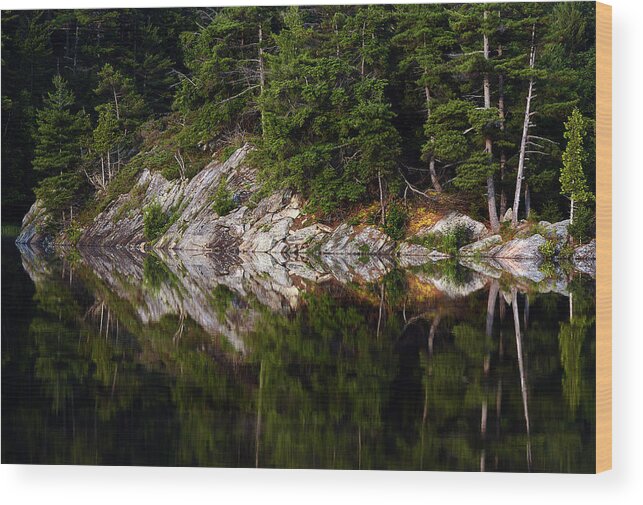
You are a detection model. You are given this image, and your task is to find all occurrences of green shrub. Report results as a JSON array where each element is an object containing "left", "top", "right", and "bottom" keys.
[
  {"left": 445, "top": 224, "right": 472, "bottom": 253},
  {"left": 411, "top": 223, "right": 472, "bottom": 256},
  {"left": 211, "top": 179, "right": 236, "bottom": 216},
  {"left": 559, "top": 242, "right": 575, "bottom": 261},
  {"left": 143, "top": 201, "right": 169, "bottom": 241},
  {"left": 568, "top": 203, "right": 595, "bottom": 243},
  {"left": 383, "top": 203, "right": 407, "bottom": 240},
  {"left": 67, "top": 224, "right": 82, "bottom": 246},
  {"left": 34, "top": 172, "right": 82, "bottom": 230},
  {"left": 538, "top": 239, "right": 557, "bottom": 261}
]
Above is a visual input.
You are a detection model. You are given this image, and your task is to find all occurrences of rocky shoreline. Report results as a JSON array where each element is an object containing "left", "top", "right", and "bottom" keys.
[{"left": 16, "top": 145, "right": 595, "bottom": 279}]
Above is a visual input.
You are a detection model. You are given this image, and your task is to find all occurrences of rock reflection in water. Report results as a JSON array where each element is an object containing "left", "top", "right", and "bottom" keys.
[{"left": 3, "top": 244, "right": 596, "bottom": 471}]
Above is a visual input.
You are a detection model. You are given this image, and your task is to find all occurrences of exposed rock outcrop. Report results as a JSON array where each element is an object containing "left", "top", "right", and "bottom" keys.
[
  {"left": 413, "top": 211, "right": 488, "bottom": 242},
  {"left": 15, "top": 200, "right": 52, "bottom": 249},
  {"left": 15, "top": 144, "right": 594, "bottom": 286},
  {"left": 488, "top": 233, "right": 547, "bottom": 259},
  {"left": 319, "top": 223, "right": 395, "bottom": 256},
  {"left": 459, "top": 234, "right": 502, "bottom": 256},
  {"left": 539, "top": 220, "right": 570, "bottom": 243},
  {"left": 573, "top": 239, "right": 596, "bottom": 277}
]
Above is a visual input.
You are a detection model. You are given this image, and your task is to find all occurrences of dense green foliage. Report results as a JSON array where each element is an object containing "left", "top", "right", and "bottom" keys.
[
  {"left": 142, "top": 201, "right": 168, "bottom": 241},
  {"left": 560, "top": 108, "right": 594, "bottom": 227},
  {"left": 2, "top": 4, "right": 596, "bottom": 242},
  {"left": 411, "top": 224, "right": 473, "bottom": 256},
  {"left": 211, "top": 179, "right": 236, "bottom": 217}
]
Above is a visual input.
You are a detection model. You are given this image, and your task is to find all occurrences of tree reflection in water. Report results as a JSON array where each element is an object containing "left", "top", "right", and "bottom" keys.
[{"left": 2, "top": 244, "right": 596, "bottom": 472}]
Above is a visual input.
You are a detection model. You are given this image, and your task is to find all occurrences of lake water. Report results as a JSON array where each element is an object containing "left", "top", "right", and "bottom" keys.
[{"left": 1, "top": 240, "right": 596, "bottom": 472}]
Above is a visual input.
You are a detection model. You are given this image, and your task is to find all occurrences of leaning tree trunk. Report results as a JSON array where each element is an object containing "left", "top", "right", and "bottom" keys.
[
  {"left": 512, "top": 25, "right": 536, "bottom": 228},
  {"left": 483, "top": 11, "right": 500, "bottom": 233}
]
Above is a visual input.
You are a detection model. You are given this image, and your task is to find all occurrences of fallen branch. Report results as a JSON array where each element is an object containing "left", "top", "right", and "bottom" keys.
[{"left": 397, "top": 167, "right": 436, "bottom": 201}]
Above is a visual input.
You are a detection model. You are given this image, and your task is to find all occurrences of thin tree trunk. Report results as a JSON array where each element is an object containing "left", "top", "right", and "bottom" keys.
[
  {"left": 258, "top": 25, "right": 266, "bottom": 92},
  {"left": 360, "top": 20, "right": 366, "bottom": 78},
  {"left": 483, "top": 11, "right": 499, "bottom": 232},
  {"left": 498, "top": 45, "right": 508, "bottom": 216},
  {"left": 500, "top": 153, "right": 507, "bottom": 217},
  {"left": 512, "top": 25, "right": 536, "bottom": 228},
  {"left": 112, "top": 87, "right": 120, "bottom": 120},
  {"left": 429, "top": 157, "right": 442, "bottom": 193},
  {"left": 425, "top": 84, "right": 442, "bottom": 192},
  {"left": 524, "top": 182, "right": 531, "bottom": 219},
  {"left": 73, "top": 23, "right": 79, "bottom": 71},
  {"left": 258, "top": 24, "right": 266, "bottom": 136},
  {"left": 483, "top": 12, "right": 491, "bottom": 110},
  {"left": 570, "top": 197, "right": 575, "bottom": 225},
  {"left": 486, "top": 172, "right": 499, "bottom": 232},
  {"left": 378, "top": 170, "right": 386, "bottom": 226}
]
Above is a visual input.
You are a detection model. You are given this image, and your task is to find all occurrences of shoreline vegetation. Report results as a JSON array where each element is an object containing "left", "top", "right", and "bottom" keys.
[{"left": 4, "top": 4, "right": 596, "bottom": 276}]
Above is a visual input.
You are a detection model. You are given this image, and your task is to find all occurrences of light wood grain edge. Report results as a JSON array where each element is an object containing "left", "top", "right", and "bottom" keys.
[{"left": 595, "top": 1, "right": 612, "bottom": 474}]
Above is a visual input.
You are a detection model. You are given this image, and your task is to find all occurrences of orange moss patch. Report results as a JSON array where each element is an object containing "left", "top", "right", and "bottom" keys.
[{"left": 407, "top": 207, "right": 441, "bottom": 235}]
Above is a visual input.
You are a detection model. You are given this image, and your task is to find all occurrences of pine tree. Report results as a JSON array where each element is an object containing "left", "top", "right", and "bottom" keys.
[
  {"left": 394, "top": 4, "right": 453, "bottom": 192},
  {"left": 31, "top": 75, "right": 89, "bottom": 226},
  {"left": 560, "top": 108, "right": 593, "bottom": 225},
  {"left": 449, "top": 4, "right": 502, "bottom": 231},
  {"left": 33, "top": 75, "right": 89, "bottom": 176},
  {"left": 342, "top": 78, "right": 401, "bottom": 225},
  {"left": 258, "top": 7, "right": 351, "bottom": 209},
  {"left": 174, "top": 7, "right": 277, "bottom": 144},
  {"left": 89, "top": 64, "right": 145, "bottom": 187}
]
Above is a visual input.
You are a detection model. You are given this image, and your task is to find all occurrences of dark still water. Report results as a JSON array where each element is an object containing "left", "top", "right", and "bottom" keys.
[{"left": 1, "top": 240, "right": 596, "bottom": 472}]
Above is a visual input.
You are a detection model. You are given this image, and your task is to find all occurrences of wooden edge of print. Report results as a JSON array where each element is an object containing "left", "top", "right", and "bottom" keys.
[{"left": 596, "top": 1, "right": 612, "bottom": 474}]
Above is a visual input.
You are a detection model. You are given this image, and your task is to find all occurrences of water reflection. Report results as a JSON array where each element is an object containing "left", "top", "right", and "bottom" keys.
[{"left": 2, "top": 242, "right": 595, "bottom": 471}]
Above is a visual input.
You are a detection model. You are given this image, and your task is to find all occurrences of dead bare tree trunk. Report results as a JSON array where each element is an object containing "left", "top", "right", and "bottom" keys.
[
  {"left": 512, "top": 24, "right": 536, "bottom": 228},
  {"left": 524, "top": 182, "right": 531, "bottom": 219},
  {"left": 100, "top": 156, "right": 106, "bottom": 188}
]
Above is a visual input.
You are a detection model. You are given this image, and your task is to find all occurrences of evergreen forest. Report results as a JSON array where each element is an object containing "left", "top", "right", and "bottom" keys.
[{"left": 1, "top": 3, "right": 596, "bottom": 239}]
